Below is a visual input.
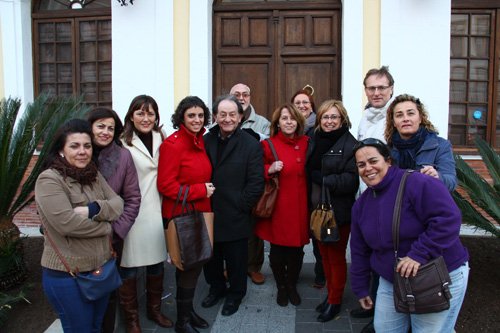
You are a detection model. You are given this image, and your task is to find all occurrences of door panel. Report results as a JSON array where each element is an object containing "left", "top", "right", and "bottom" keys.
[{"left": 214, "top": 1, "right": 341, "bottom": 120}]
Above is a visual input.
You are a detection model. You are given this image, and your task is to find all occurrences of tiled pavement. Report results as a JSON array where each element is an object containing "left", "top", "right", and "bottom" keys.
[{"left": 44, "top": 242, "right": 371, "bottom": 333}]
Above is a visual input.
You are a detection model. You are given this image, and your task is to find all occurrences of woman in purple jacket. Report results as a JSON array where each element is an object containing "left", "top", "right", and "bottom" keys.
[
  {"left": 350, "top": 138, "right": 469, "bottom": 333},
  {"left": 88, "top": 108, "right": 141, "bottom": 333}
]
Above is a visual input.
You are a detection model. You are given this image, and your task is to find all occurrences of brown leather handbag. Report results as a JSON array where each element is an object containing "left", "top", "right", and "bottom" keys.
[
  {"left": 392, "top": 170, "right": 452, "bottom": 314},
  {"left": 252, "top": 139, "right": 279, "bottom": 219},
  {"left": 164, "top": 185, "right": 214, "bottom": 271},
  {"left": 310, "top": 178, "right": 339, "bottom": 243}
]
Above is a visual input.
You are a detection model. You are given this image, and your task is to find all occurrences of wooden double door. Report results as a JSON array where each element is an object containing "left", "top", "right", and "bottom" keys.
[{"left": 213, "top": 1, "right": 342, "bottom": 120}]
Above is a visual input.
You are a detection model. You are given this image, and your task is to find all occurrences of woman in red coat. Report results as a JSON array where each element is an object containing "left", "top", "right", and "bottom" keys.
[
  {"left": 157, "top": 96, "right": 214, "bottom": 333},
  {"left": 255, "top": 103, "right": 309, "bottom": 307}
]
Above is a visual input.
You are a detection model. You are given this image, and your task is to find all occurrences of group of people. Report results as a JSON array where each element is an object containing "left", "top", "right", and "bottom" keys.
[{"left": 35, "top": 68, "right": 469, "bottom": 333}]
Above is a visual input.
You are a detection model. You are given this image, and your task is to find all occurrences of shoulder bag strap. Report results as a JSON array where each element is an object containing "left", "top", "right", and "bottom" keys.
[
  {"left": 265, "top": 138, "right": 279, "bottom": 162},
  {"left": 392, "top": 170, "right": 412, "bottom": 259},
  {"left": 42, "top": 221, "right": 75, "bottom": 276},
  {"left": 170, "top": 185, "right": 185, "bottom": 217},
  {"left": 181, "top": 185, "right": 191, "bottom": 214}
]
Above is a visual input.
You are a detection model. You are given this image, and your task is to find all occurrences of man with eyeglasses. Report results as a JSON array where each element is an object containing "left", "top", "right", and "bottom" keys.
[
  {"left": 229, "top": 83, "right": 270, "bottom": 286},
  {"left": 358, "top": 66, "right": 395, "bottom": 142},
  {"left": 352, "top": 66, "right": 395, "bottom": 333},
  {"left": 230, "top": 83, "right": 270, "bottom": 140}
]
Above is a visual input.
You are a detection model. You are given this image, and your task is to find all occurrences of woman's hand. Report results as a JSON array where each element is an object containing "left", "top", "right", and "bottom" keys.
[
  {"left": 396, "top": 256, "right": 421, "bottom": 278},
  {"left": 73, "top": 206, "right": 89, "bottom": 217},
  {"left": 420, "top": 165, "right": 439, "bottom": 179},
  {"left": 205, "top": 183, "right": 215, "bottom": 198},
  {"left": 358, "top": 296, "right": 374, "bottom": 310},
  {"left": 268, "top": 161, "right": 283, "bottom": 174}
]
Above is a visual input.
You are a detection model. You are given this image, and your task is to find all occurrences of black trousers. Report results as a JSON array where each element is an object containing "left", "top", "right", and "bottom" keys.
[{"left": 203, "top": 237, "right": 248, "bottom": 301}]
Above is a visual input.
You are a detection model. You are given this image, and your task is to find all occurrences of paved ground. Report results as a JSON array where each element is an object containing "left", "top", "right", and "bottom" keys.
[{"left": 44, "top": 242, "right": 371, "bottom": 333}]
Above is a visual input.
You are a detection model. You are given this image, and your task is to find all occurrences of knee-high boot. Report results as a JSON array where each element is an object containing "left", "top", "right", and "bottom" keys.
[
  {"left": 175, "top": 287, "right": 209, "bottom": 332},
  {"left": 286, "top": 251, "right": 304, "bottom": 306},
  {"left": 269, "top": 252, "right": 288, "bottom": 307},
  {"left": 146, "top": 274, "right": 174, "bottom": 328},
  {"left": 118, "top": 278, "right": 141, "bottom": 333},
  {"left": 175, "top": 287, "right": 200, "bottom": 333}
]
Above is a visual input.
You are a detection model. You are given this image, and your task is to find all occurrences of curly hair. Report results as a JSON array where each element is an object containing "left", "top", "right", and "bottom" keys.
[
  {"left": 314, "top": 99, "right": 352, "bottom": 132},
  {"left": 384, "top": 94, "right": 438, "bottom": 146},
  {"left": 171, "top": 96, "right": 210, "bottom": 129},
  {"left": 269, "top": 103, "right": 305, "bottom": 137}
]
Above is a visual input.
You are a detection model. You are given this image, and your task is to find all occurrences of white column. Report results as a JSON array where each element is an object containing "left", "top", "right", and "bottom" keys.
[
  {"left": 112, "top": 0, "right": 174, "bottom": 132},
  {"left": 0, "top": 0, "right": 33, "bottom": 103}
]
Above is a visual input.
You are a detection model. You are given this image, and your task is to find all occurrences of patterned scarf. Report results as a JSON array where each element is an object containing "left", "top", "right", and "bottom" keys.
[{"left": 51, "top": 155, "right": 98, "bottom": 188}]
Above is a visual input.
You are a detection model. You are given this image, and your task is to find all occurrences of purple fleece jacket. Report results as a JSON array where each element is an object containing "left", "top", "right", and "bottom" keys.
[{"left": 350, "top": 166, "right": 469, "bottom": 300}]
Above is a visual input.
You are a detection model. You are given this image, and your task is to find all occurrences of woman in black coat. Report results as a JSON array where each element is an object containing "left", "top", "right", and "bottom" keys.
[{"left": 306, "top": 99, "right": 359, "bottom": 322}]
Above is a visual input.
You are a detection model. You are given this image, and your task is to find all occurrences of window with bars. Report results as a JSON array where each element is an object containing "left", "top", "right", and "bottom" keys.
[
  {"left": 450, "top": 3, "right": 500, "bottom": 148},
  {"left": 32, "top": 1, "right": 111, "bottom": 109}
]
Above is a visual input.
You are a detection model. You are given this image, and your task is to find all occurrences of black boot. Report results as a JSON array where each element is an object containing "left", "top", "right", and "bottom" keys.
[
  {"left": 315, "top": 295, "right": 328, "bottom": 313},
  {"left": 317, "top": 303, "right": 341, "bottom": 322},
  {"left": 175, "top": 288, "right": 201, "bottom": 333},
  {"left": 177, "top": 287, "right": 209, "bottom": 329},
  {"left": 269, "top": 252, "right": 288, "bottom": 307},
  {"left": 286, "top": 250, "right": 304, "bottom": 306}
]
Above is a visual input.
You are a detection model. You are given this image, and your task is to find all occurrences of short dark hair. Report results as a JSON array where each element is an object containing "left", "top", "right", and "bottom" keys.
[
  {"left": 43, "top": 118, "right": 92, "bottom": 170},
  {"left": 212, "top": 94, "right": 243, "bottom": 116},
  {"left": 363, "top": 66, "right": 395, "bottom": 88},
  {"left": 353, "top": 138, "right": 391, "bottom": 161},
  {"left": 171, "top": 96, "right": 210, "bottom": 129},
  {"left": 87, "top": 107, "right": 124, "bottom": 146}
]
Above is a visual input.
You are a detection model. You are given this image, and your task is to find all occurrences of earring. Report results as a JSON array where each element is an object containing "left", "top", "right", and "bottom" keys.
[{"left": 60, "top": 153, "right": 64, "bottom": 158}]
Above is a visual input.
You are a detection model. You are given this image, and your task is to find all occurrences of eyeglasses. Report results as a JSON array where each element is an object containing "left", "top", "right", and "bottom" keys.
[
  {"left": 294, "top": 101, "right": 311, "bottom": 106},
  {"left": 365, "top": 85, "right": 391, "bottom": 93},
  {"left": 352, "top": 138, "right": 387, "bottom": 153},
  {"left": 321, "top": 114, "right": 341, "bottom": 121},
  {"left": 233, "top": 92, "right": 250, "bottom": 99}
]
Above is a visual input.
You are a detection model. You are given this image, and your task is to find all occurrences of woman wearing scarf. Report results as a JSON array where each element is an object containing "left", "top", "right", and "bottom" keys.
[
  {"left": 35, "top": 119, "right": 124, "bottom": 332},
  {"left": 306, "top": 100, "right": 359, "bottom": 322},
  {"left": 384, "top": 94, "right": 457, "bottom": 192}
]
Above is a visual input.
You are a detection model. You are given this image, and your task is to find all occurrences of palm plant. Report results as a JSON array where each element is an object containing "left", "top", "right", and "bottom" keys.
[
  {"left": 453, "top": 137, "right": 500, "bottom": 238},
  {"left": 0, "top": 94, "right": 90, "bottom": 289}
]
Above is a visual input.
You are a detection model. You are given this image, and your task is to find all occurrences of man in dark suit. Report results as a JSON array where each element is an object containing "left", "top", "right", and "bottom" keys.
[{"left": 201, "top": 94, "right": 264, "bottom": 316}]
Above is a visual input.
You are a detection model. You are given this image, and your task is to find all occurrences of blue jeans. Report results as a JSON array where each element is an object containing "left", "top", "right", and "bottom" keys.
[
  {"left": 42, "top": 268, "right": 110, "bottom": 333},
  {"left": 374, "top": 262, "right": 469, "bottom": 333}
]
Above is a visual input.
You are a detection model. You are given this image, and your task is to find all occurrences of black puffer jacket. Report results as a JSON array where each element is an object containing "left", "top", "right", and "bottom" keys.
[{"left": 306, "top": 129, "right": 359, "bottom": 226}]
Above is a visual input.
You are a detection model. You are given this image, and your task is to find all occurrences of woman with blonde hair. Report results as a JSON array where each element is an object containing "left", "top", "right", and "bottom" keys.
[
  {"left": 384, "top": 94, "right": 456, "bottom": 191},
  {"left": 255, "top": 103, "right": 309, "bottom": 307},
  {"left": 306, "top": 99, "right": 358, "bottom": 322}
]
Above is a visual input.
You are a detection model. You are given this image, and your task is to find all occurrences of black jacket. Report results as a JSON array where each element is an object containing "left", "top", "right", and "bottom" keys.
[
  {"left": 306, "top": 129, "right": 359, "bottom": 226},
  {"left": 204, "top": 125, "right": 265, "bottom": 242}
]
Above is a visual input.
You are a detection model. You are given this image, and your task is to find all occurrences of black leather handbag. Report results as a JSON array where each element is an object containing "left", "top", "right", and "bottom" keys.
[{"left": 392, "top": 170, "right": 452, "bottom": 314}]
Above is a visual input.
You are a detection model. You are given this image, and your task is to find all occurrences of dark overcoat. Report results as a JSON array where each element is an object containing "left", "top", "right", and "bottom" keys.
[{"left": 204, "top": 125, "right": 265, "bottom": 242}]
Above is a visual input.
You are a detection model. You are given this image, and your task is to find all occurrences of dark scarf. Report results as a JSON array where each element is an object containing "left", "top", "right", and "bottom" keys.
[
  {"left": 391, "top": 126, "right": 429, "bottom": 169},
  {"left": 51, "top": 155, "right": 98, "bottom": 188},
  {"left": 93, "top": 142, "right": 121, "bottom": 181},
  {"left": 308, "top": 126, "right": 348, "bottom": 171}
]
